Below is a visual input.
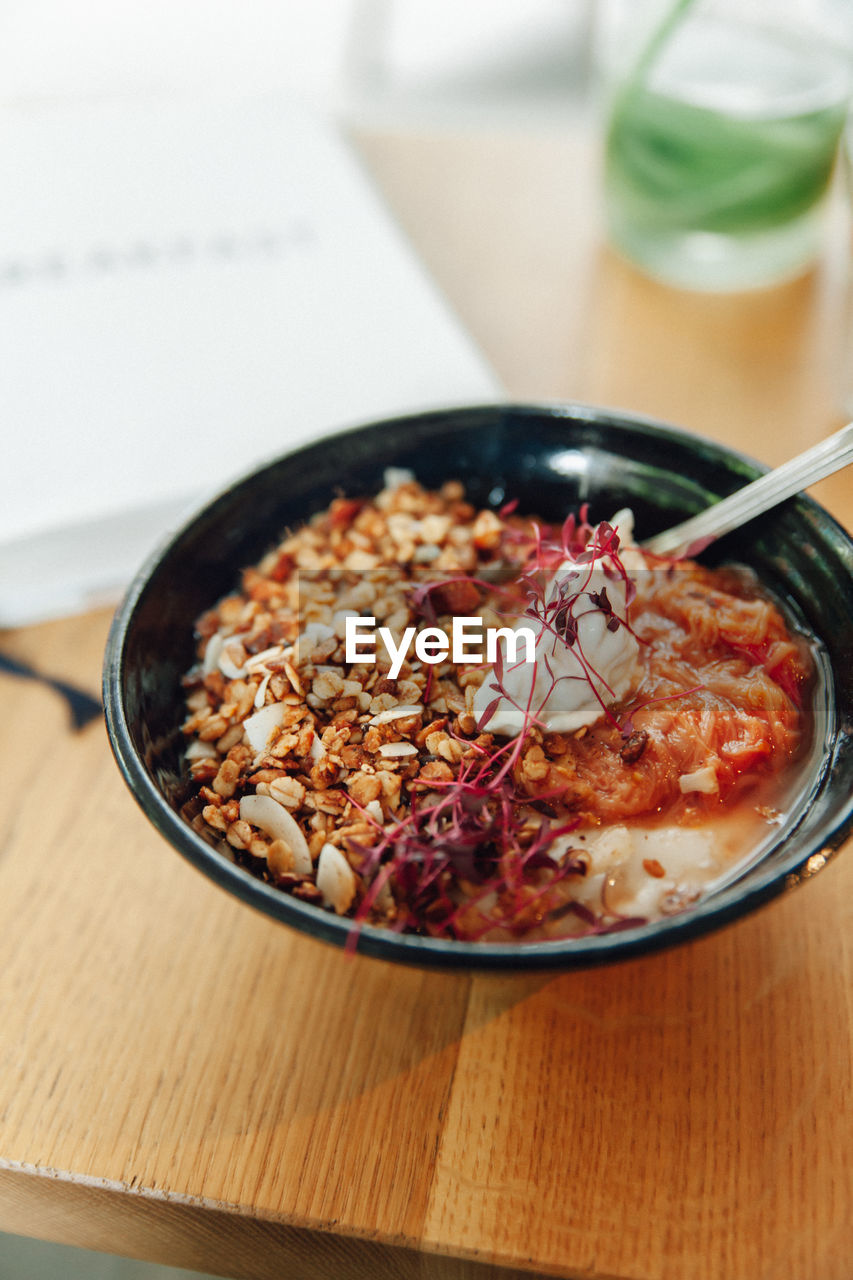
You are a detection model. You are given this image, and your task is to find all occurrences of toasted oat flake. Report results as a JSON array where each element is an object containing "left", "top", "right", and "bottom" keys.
[{"left": 269, "top": 775, "right": 306, "bottom": 809}]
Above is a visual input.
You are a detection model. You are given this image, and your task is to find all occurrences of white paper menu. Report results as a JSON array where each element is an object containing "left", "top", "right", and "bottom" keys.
[{"left": 0, "top": 97, "right": 499, "bottom": 625}]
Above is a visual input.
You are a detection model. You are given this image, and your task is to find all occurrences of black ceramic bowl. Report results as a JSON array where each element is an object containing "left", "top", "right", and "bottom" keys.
[{"left": 103, "top": 403, "right": 853, "bottom": 970}]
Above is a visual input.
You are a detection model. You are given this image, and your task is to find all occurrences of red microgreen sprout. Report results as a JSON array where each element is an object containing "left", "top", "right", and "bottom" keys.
[{"left": 341, "top": 503, "right": 666, "bottom": 944}]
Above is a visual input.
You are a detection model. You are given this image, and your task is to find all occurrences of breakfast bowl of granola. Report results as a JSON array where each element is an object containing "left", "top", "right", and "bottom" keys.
[{"left": 103, "top": 403, "right": 853, "bottom": 969}]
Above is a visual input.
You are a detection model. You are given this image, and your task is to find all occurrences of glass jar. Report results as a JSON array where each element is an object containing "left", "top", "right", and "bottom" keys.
[{"left": 600, "top": 0, "right": 853, "bottom": 290}]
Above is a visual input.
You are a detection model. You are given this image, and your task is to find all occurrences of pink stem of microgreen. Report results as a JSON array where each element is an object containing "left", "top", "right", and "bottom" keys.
[{"left": 345, "top": 502, "right": 676, "bottom": 943}]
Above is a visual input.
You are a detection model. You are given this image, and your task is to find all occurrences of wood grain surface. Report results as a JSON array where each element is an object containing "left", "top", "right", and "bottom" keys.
[{"left": 0, "top": 128, "right": 851, "bottom": 1280}]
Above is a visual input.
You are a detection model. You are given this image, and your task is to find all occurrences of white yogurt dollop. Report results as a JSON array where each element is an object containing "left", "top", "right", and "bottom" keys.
[{"left": 473, "top": 509, "right": 644, "bottom": 735}]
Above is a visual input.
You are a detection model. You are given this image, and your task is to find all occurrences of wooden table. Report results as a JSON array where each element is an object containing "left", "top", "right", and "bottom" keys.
[{"left": 1, "top": 127, "right": 851, "bottom": 1280}]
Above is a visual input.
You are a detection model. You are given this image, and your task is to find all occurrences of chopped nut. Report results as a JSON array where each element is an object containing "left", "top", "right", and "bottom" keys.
[
  {"left": 212, "top": 756, "right": 241, "bottom": 799},
  {"left": 197, "top": 715, "right": 229, "bottom": 742},
  {"left": 419, "top": 760, "right": 454, "bottom": 782},
  {"left": 471, "top": 508, "right": 503, "bottom": 549},
  {"left": 347, "top": 772, "right": 383, "bottom": 805},
  {"left": 310, "top": 758, "right": 340, "bottom": 789},
  {"left": 312, "top": 670, "right": 345, "bottom": 701},
  {"left": 202, "top": 803, "right": 227, "bottom": 832}
]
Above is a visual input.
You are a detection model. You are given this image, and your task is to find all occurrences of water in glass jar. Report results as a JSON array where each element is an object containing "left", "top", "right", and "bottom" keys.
[{"left": 604, "top": 13, "right": 851, "bottom": 290}]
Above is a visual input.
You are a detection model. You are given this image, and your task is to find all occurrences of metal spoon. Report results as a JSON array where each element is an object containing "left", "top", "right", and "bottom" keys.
[{"left": 642, "top": 422, "right": 853, "bottom": 558}]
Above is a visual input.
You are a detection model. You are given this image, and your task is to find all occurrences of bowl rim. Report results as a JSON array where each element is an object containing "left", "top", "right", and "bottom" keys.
[{"left": 103, "top": 400, "right": 853, "bottom": 970}]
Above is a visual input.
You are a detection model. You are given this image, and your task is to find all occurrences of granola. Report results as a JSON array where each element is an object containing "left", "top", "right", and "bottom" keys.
[{"left": 180, "top": 474, "right": 812, "bottom": 941}]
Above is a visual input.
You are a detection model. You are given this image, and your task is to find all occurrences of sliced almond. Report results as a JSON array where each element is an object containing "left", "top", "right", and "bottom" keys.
[
  {"left": 243, "top": 703, "right": 287, "bottom": 753},
  {"left": 202, "top": 632, "right": 224, "bottom": 676},
  {"left": 378, "top": 742, "right": 419, "bottom": 758},
  {"left": 316, "top": 843, "right": 357, "bottom": 914},
  {"left": 244, "top": 645, "right": 285, "bottom": 671},
  {"left": 239, "top": 795, "right": 312, "bottom": 873},
  {"left": 368, "top": 704, "right": 423, "bottom": 726}
]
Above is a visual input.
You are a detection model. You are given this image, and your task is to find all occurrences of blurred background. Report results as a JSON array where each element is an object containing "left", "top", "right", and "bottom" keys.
[
  {"left": 1, "top": 0, "right": 607, "bottom": 628},
  {"left": 0, "top": 0, "right": 597, "bottom": 122}
]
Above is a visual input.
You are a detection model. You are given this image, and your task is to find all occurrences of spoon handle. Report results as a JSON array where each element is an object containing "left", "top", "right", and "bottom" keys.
[{"left": 643, "top": 422, "right": 853, "bottom": 557}]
